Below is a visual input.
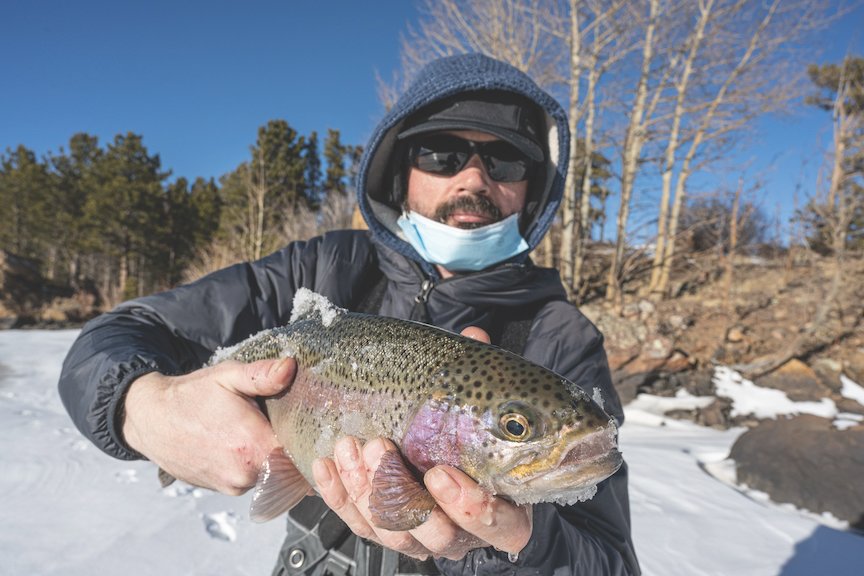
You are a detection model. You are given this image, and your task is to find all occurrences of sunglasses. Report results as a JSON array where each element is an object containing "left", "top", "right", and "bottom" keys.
[{"left": 407, "top": 134, "right": 534, "bottom": 182}]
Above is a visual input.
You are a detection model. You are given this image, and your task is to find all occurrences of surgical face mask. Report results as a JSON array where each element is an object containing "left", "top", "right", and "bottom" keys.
[{"left": 397, "top": 211, "right": 529, "bottom": 272}]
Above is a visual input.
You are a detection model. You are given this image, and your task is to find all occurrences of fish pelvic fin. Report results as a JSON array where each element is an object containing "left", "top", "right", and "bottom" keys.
[
  {"left": 158, "top": 467, "right": 176, "bottom": 488},
  {"left": 368, "top": 450, "right": 437, "bottom": 531},
  {"left": 249, "top": 447, "right": 311, "bottom": 523}
]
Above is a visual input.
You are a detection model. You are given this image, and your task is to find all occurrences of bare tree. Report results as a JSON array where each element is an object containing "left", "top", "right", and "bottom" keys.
[
  {"left": 649, "top": 0, "right": 837, "bottom": 298},
  {"left": 556, "top": 0, "right": 631, "bottom": 301},
  {"left": 605, "top": 0, "right": 669, "bottom": 307}
]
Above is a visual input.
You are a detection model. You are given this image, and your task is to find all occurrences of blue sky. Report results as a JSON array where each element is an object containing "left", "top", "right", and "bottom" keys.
[
  {"left": 3, "top": 1, "right": 863, "bottom": 235},
  {"left": 3, "top": 0, "right": 417, "bottom": 181}
]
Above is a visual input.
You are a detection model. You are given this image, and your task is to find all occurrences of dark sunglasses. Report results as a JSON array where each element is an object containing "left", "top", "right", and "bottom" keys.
[{"left": 407, "top": 134, "right": 533, "bottom": 182}]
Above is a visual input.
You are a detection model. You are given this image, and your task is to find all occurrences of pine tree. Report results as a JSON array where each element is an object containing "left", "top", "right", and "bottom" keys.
[
  {"left": 304, "top": 131, "right": 322, "bottom": 206},
  {"left": 82, "top": 133, "right": 169, "bottom": 302},
  {"left": 323, "top": 128, "right": 348, "bottom": 196},
  {"left": 0, "top": 146, "right": 54, "bottom": 260}
]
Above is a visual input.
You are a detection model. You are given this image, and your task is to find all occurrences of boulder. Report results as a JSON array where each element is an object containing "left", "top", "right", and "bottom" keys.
[
  {"left": 730, "top": 414, "right": 864, "bottom": 528},
  {"left": 755, "top": 359, "right": 832, "bottom": 402}
]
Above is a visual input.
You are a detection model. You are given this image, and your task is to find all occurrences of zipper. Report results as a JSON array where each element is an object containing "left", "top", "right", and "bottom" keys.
[{"left": 414, "top": 278, "right": 434, "bottom": 304}]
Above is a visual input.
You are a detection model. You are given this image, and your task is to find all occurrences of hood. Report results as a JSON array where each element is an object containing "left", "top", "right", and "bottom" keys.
[{"left": 356, "top": 53, "right": 570, "bottom": 276}]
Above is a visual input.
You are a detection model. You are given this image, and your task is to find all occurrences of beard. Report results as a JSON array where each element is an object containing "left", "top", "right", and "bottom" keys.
[{"left": 432, "top": 195, "right": 502, "bottom": 229}]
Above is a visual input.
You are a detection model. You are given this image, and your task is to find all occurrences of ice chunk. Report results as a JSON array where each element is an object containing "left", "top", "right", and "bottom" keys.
[{"left": 290, "top": 287, "right": 345, "bottom": 327}]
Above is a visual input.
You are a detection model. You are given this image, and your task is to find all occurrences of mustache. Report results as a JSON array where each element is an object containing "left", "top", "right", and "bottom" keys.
[{"left": 433, "top": 195, "right": 502, "bottom": 229}]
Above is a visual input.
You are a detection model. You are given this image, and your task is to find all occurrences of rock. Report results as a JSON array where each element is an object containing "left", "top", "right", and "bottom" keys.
[
  {"left": 730, "top": 415, "right": 864, "bottom": 528},
  {"left": 726, "top": 326, "right": 746, "bottom": 343},
  {"left": 846, "top": 355, "right": 864, "bottom": 387},
  {"left": 837, "top": 397, "right": 864, "bottom": 416},
  {"left": 811, "top": 358, "right": 843, "bottom": 393},
  {"left": 756, "top": 359, "right": 833, "bottom": 402},
  {"left": 695, "top": 398, "right": 733, "bottom": 429},
  {"left": 637, "top": 299, "right": 656, "bottom": 320},
  {"left": 664, "top": 314, "right": 690, "bottom": 334}
]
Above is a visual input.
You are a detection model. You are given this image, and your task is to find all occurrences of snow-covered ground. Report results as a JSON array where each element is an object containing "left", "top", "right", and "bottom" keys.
[{"left": 2, "top": 330, "right": 862, "bottom": 575}]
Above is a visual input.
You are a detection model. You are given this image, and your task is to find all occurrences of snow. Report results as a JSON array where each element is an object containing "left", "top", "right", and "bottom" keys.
[
  {"left": 2, "top": 329, "right": 863, "bottom": 575},
  {"left": 713, "top": 365, "right": 838, "bottom": 420},
  {"left": 840, "top": 374, "right": 864, "bottom": 406}
]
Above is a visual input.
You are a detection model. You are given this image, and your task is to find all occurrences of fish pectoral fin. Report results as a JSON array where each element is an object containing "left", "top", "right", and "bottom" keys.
[
  {"left": 249, "top": 447, "right": 310, "bottom": 523},
  {"left": 368, "top": 449, "right": 436, "bottom": 531}
]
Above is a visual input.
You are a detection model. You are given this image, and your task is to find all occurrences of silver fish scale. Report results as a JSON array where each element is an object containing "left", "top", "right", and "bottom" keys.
[{"left": 283, "top": 314, "right": 467, "bottom": 395}]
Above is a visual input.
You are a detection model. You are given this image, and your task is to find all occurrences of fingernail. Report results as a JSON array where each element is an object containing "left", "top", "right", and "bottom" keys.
[
  {"left": 268, "top": 358, "right": 293, "bottom": 380},
  {"left": 312, "top": 459, "right": 332, "bottom": 488},
  {"left": 425, "top": 468, "right": 460, "bottom": 504}
]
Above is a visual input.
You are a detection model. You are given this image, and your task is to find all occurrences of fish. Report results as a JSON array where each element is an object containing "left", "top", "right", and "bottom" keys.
[{"left": 207, "top": 288, "right": 622, "bottom": 528}]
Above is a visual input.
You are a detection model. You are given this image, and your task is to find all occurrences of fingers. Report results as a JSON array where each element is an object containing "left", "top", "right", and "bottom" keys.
[
  {"left": 215, "top": 358, "right": 297, "bottom": 397},
  {"left": 315, "top": 438, "right": 430, "bottom": 559},
  {"left": 313, "top": 456, "right": 378, "bottom": 541},
  {"left": 460, "top": 326, "right": 491, "bottom": 344},
  {"left": 425, "top": 466, "right": 533, "bottom": 555},
  {"left": 315, "top": 437, "right": 532, "bottom": 562}
]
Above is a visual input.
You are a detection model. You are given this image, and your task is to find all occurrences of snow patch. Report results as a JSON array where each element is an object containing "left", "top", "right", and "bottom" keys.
[
  {"left": 626, "top": 388, "right": 716, "bottom": 418},
  {"left": 713, "top": 366, "right": 838, "bottom": 420},
  {"left": 840, "top": 374, "right": 864, "bottom": 406},
  {"left": 834, "top": 412, "right": 864, "bottom": 431}
]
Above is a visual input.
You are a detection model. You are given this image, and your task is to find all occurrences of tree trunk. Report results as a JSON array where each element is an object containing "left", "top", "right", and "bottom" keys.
[
  {"left": 606, "top": 0, "right": 659, "bottom": 306},
  {"left": 649, "top": 0, "right": 715, "bottom": 297},
  {"left": 560, "top": 0, "right": 582, "bottom": 300},
  {"left": 655, "top": 0, "right": 781, "bottom": 296}
]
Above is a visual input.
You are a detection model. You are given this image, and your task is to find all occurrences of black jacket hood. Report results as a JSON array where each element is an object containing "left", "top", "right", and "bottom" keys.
[{"left": 356, "top": 54, "right": 570, "bottom": 276}]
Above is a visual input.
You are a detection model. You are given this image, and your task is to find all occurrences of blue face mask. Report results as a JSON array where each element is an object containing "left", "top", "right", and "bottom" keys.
[{"left": 397, "top": 211, "right": 530, "bottom": 272}]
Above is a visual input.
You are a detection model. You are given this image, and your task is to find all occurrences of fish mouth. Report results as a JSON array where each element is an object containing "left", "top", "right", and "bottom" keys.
[{"left": 498, "top": 423, "right": 623, "bottom": 497}]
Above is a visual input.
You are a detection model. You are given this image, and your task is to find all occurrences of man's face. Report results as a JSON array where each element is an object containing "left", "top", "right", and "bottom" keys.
[{"left": 404, "top": 130, "right": 529, "bottom": 230}]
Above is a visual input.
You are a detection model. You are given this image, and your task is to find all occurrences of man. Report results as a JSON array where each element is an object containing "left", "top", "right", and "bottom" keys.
[{"left": 59, "top": 53, "right": 640, "bottom": 575}]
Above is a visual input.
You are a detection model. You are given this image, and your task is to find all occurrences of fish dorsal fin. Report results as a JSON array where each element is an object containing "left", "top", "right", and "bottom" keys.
[
  {"left": 249, "top": 447, "right": 311, "bottom": 523},
  {"left": 289, "top": 288, "right": 346, "bottom": 327}
]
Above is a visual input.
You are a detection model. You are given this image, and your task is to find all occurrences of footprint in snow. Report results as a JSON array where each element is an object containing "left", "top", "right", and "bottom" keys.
[
  {"left": 115, "top": 469, "right": 139, "bottom": 484},
  {"left": 202, "top": 511, "right": 237, "bottom": 542}
]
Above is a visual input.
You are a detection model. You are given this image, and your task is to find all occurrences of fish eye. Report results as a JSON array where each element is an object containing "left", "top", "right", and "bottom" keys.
[{"left": 499, "top": 413, "right": 531, "bottom": 441}]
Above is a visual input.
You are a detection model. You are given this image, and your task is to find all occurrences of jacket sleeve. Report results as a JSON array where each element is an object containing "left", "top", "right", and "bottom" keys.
[
  {"left": 57, "top": 231, "right": 378, "bottom": 461},
  {"left": 437, "top": 301, "right": 640, "bottom": 576}
]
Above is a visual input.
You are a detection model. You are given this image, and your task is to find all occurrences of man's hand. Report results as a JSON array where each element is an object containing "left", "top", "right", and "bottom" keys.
[
  {"left": 311, "top": 325, "right": 533, "bottom": 561},
  {"left": 313, "top": 437, "right": 533, "bottom": 561},
  {"left": 122, "top": 358, "right": 296, "bottom": 494}
]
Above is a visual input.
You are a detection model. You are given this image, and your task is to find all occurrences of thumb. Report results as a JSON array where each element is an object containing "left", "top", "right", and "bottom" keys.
[
  {"left": 460, "top": 326, "right": 491, "bottom": 344},
  {"left": 214, "top": 358, "right": 297, "bottom": 398}
]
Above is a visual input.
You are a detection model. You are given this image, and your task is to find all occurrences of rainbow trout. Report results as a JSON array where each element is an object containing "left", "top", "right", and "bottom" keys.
[{"left": 211, "top": 288, "right": 622, "bottom": 528}]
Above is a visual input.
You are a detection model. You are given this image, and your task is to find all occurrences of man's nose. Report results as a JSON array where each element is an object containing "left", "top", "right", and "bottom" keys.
[{"left": 455, "top": 154, "right": 491, "bottom": 192}]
